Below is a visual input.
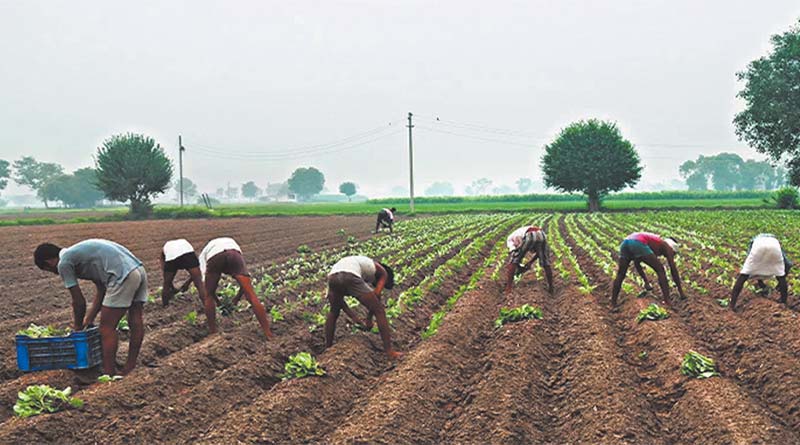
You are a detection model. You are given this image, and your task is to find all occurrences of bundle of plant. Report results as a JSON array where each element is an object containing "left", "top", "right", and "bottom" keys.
[
  {"left": 280, "top": 352, "right": 326, "bottom": 381},
  {"left": 14, "top": 385, "right": 83, "bottom": 418},
  {"left": 97, "top": 375, "right": 123, "bottom": 383},
  {"left": 16, "top": 324, "right": 70, "bottom": 338},
  {"left": 494, "top": 304, "right": 543, "bottom": 328},
  {"left": 635, "top": 303, "right": 670, "bottom": 323},
  {"left": 681, "top": 350, "right": 719, "bottom": 379}
]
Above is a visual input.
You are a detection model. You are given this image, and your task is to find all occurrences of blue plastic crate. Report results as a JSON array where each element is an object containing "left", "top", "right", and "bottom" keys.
[{"left": 15, "top": 326, "right": 102, "bottom": 372}]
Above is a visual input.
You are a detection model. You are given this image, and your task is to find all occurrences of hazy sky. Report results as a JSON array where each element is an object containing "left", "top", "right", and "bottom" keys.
[{"left": 2, "top": 0, "right": 799, "bottom": 198}]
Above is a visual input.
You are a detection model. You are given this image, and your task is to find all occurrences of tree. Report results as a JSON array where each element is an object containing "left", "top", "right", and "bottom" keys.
[
  {"left": 338, "top": 182, "right": 357, "bottom": 201},
  {"left": 465, "top": 178, "right": 492, "bottom": 196},
  {"left": 542, "top": 119, "right": 641, "bottom": 211},
  {"left": 241, "top": 181, "right": 261, "bottom": 200},
  {"left": 0, "top": 160, "right": 9, "bottom": 192},
  {"left": 288, "top": 167, "right": 325, "bottom": 200},
  {"left": 734, "top": 19, "right": 800, "bottom": 183},
  {"left": 214, "top": 187, "right": 225, "bottom": 199},
  {"left": 173, "top": 177, "right": 198, "bottom": 202},
  {"left": 12, "top": 156, "right": 65, "bottom": 207},
  {"left": 424, "top": 182, "right": 455, "bottom": 196},
  {"left": 492, "top": 185, "right": 516, "bottom": 195},
  {"left": 680, "top": 153, "right": 783, "bottom": 190},
  {"left": 95, "top": 133, "right": 173, "bottom": 217},
  {"left": 40, "top": 168, "right": 104, "bottom": 208},
  {"left": 516, "top": 178, "right": 533, "bottom": 194},
  {"left": 225, "top": 185, "right": 239, "bottom": 200}
]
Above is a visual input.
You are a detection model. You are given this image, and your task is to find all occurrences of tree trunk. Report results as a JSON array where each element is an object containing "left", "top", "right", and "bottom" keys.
[{"left": 587, "top": 191, "right": 601, "bottom": 212}]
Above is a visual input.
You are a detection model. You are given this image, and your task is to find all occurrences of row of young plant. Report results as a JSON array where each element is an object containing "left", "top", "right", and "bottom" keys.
[
  {"left": 419, "top": 214, "right": 531, "bottom": 338},
  {"left": 207, "top": 214, "right": 504, "bottom": 329},
  {"left": 561, "top": 214, "right": 721, "bottom": 379},
  {"left": 295, "top": 214, "right": 516, "bottom": 332}
]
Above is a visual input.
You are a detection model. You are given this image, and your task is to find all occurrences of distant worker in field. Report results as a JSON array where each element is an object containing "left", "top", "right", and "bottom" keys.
[
  {"left": 325, "top": 255, "right": 401, "bottom": 360},
  {"left": 505, "top": 225, "right": 554, "bottom": 294},
  {"left": 34, "top": 239, "right": 146, "bottom": 376},
  {"left": 375, "top": 207, "right": 397, "bottom": 233},
  {"left": 611, "top": 232, "right": 685, "bottom": 306},
  {"left": 160, "top": 239, "right": 209, "bottom": 309},
  {"left": 196, "top": 237, "right": 273, "bottom": 339},
  {"left": 730, "top": 233, "right": 792, "bottom": 311}
]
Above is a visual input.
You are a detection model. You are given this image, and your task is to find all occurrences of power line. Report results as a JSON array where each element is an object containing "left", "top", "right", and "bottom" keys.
[
  {"left": 187, "top": 119, "right": 403, "bottom": 158},
  {"left": 414, "top": 125, "right": 542, "bottom": 147},
  {"left": 189, "top": 128, "right": 404, "bottom": 162}
]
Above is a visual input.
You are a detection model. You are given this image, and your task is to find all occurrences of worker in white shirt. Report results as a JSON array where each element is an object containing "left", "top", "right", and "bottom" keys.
[
  {"left": 375, "top": 207, "right": 397, "bottom": 233},
  {"left": 160, "top": 239, "right": 208, "bottom": 308},
  {"left": 176, "top": 237, "right": 273, "bottom": 338},
  {"left": 325, "top": 255, "right": 401, "bottom": 360}
]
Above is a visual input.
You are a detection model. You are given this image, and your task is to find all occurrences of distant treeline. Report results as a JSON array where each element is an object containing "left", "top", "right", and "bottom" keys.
[{"left": 368, "top": 190, "right": 774, "bottom": 205}]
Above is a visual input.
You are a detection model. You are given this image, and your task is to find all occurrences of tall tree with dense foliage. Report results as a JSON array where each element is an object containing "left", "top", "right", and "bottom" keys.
[
  {"left": 542, "top": 119, "right": 641, "bottom": 211},
  {"left": 241, "top": 181, "right": 261, "bottom": 200},
  {"left": 95, "top": 133, "right": 173, "bottom": 217},
  {"left": 288, "top": 167, "right": 325, "bottom": 200},
  {"left": 465, "top": 178, "right": 492, "bottom": 196},
  {"left": 12, "top": 156, "right": 65, "bottom": 207},
  {"left": 734, "top": 19, "right": 800, "bottom": 184},
  {"left": 41, "top": 168, "right": 105, "bottom": 208},
  {"left": 338, "top": 182, "right": 357, "bottom": 201}
]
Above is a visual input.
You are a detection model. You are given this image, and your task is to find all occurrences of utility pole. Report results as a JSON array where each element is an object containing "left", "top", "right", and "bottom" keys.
[
  {"left": 179, "top": 135, "right": 185, "bottom": 207},
  {"left": 407, "top": 112, "right": 415, "bottom": 213}
]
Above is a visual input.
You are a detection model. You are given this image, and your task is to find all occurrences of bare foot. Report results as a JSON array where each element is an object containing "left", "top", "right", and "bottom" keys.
[{"left": 387, "top": 350, "right": 403, "bottom": 360}]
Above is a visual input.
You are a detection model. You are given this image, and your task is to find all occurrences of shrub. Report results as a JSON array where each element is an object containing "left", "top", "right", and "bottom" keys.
[{"left": 772, "top": 186, "right": 799, "bottom": 209}]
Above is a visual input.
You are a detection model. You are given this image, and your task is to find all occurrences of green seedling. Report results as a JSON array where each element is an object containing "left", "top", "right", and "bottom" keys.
[
  {"left": 117, "top": 315, "right": 129, "bottom": 331},
  {"left": 97, "top": 375, "right": 123, "bottom": 383},
  {"left": 636, "top": 303, "right": 670, "bottom": 323},
  {"left": 716, "top": 298, "right": 730, "bottom": 308},
  {"left": 16, "top": 324, "right": 70, "bottom": 338},
  {"left": 494, "top": 304, "right": 543, "bottom": 328},
  {"left": 13, "top": 385, "right": 83, "bottom": 418},
  {"left": 296, "top": 245, "right": 313, "bottom": 254},
  {"left": 638, "top": 351, "right": 648, "bottom": 360},
  {"left": 280, "top": 352, "right": 326, "bottom": 381},
  {"left": 146, "top": 294, "right": 157, "bottom": 304},
  {"left": 681, "top": 351, "right": 719, "bottom": 379},
  {"left": 184, "top": 311, "right": 198, "bottom": 325},
  {"left": 346, "top": 236, "right": 357, "bottom": 245},
  {"left": 270, "top": 306, "right": 284, "bottom": 322}
]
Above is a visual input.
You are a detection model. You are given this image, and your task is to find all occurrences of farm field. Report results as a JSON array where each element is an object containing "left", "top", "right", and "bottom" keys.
[{"left": 2, "top": 210, "right": 800, "bottom": 444}]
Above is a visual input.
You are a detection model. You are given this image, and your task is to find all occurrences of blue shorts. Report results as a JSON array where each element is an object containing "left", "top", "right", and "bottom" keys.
[{"left": 619, "top": 239, "right": 654, "bottom": 261}]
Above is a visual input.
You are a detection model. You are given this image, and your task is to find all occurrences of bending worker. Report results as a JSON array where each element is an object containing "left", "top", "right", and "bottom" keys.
[
  {"left": 730, "top": 233, "right": 792, "bottom": 311},
  {"left": 504, "top": 225, "right": 554, "bottom": 294},
  {"left": 325, "top": 255, "right": 401, "bottom": 360},
  {"left": 611, "top": 232, "right": 685, "bottom": 306},
  {"left": 34, "top": 239, "right": 146, "bottom": 376}
]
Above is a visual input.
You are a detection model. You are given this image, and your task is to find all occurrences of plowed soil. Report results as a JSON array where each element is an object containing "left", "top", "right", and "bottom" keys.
[{"left": 1, "top": 213, "right": 800, "bottom": 444}]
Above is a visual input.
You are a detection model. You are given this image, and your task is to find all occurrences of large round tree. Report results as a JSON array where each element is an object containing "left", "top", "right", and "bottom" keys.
[
  {"left": 95, "top": 133, "right": 173, "bottom": 217},
  {"left": 288, "top": 167, "right": 325, "bottom": 201},
  {"left": 734, "top": 19, "right": 800, "bottom": 184},
  {"left": 541, "top": 119, "right": 641, "bottom": 211}
]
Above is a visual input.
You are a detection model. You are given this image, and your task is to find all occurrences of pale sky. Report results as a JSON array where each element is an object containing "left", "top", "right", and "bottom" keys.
[{"left": 1, "top": 0, "right": 799, "bottom": 198}]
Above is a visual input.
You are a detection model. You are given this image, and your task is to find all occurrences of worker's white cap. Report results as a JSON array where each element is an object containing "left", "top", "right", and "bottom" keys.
[{"left": 664, "top": 237, "right": 679, "bottom": 254}]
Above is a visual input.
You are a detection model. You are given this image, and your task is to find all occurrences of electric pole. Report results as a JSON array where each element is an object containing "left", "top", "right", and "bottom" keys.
[
  {"left": 179, "top": 135, "right": 185, "bottom": 207},
  {"left": 407, "top": 112, "right": 415, "bottom": 213}
]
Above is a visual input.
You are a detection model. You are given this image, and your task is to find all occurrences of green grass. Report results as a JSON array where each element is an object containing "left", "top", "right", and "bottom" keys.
[{"left": 0, "top": 196, "right": 771, "bottom": 227}]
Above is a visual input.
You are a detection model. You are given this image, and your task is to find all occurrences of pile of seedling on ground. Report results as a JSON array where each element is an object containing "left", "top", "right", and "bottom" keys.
[
  {"left": 636, "top": 303, "right": 670, "bottom": 323},
  {"left": 495, "top": 304, "right": 543, "bottom": 328},
  {"left": 13, "top": 385, "right": 83, "bottom": 418},
  {"left": 281, "top": 352, "right": 326, "bottom": 380},
  {"left": 681, "top": 351, "right": 719, "bottom": 379}
]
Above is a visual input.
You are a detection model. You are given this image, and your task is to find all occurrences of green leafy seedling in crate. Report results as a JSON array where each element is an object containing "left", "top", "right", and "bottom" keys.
[
  {"left": 16, "top": 324, "right": 70, "bottom": 338},
  {"left": 281, "top": 352, "right": 326, "bottom": 381},
  {"left": 681, "top": 351, "right": 719, "bottom": 379},
  {"left": 14, "top": 385, "right": 83, "bottom": 418}
]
